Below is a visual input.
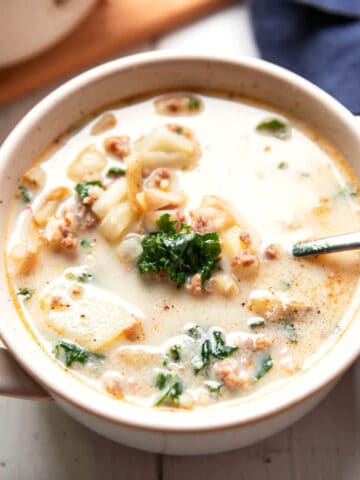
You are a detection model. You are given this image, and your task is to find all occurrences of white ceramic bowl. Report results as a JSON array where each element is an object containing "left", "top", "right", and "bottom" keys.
[
  {"left": 0, "top": 0, "right": 96, "bottom": 68},
  {"left": 1, "top": 52, "right": 360, "bottom": 455}
]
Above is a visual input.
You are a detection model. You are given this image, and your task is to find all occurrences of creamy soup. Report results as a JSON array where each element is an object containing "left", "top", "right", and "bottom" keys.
[{"left": 5, "top": 91, "right": 360, "bottom": 409}]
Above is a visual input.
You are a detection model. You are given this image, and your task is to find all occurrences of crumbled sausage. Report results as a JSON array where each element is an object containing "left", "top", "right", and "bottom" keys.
[
  {"left": 186, "top": 273, "right": 205, "bottom": 296},
  {"left": 254, "top": 336, "right": 272, "bottom": 351},
  {"left": 82, "top": 185, "right": 103, "bottom": 206},
  {"left": 44, "top": 216, "right": 78, "bottom": 250},
  {"left": 214, "top": 359, "right": 251, "bottom": 389},
  {"left": 191, "top": 215, "right": 210, "bottom": 234},
  {"left": 103, "top": 136, "right": 130, "bottom": 159},
  {"left": 231, "top": 250, "right": 256, "bottom": 268},
  {"left": 163, "top": 98, "right": 182, "bottom": 113},
  {"left": 239, "top": 231, "right": 251, "bottom": 246},
  {"left": 76, "top": 204, "right": 98, "bottom": 231},
  {"left": 264, "top": 244, "right": 280, "bottom": 260},
  {"left": 102, "top": 374, "right": 123, "bottom": 399}
]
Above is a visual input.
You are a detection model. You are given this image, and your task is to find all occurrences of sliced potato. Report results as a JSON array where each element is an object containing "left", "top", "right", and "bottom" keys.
[
  {"left": 116, "top": 347, "right": 161, "bottom": 370},
  {"left": 190, "top": 195, "right": 237, "bottom": 233},
  {"left": 21, "top": 165, "right": 46, "bottom": 190},
  {"left": 90, "top": 112, "right": 117, "bottom": 135},
  {"left": 135, "top": 126, "right": 200, "bottom": 170},
  {"left": 210, "top": 272, "right": 238, "bottom": 297},
  {"left": 40, "top": 275, "right": 142, "bottom": 352},
  {"left": 222, "top": 225, "right": 259, "bottom": 277},
  {"left": 33, "top": 186, "right": 70, "bottom": 227},
  {"left": 138, "top": 189, "right": 187, "bottom": 212},
  {"left": 9, "top": 242, "right": 38, "bottom": 276},
  {"left": 248, "top": 289, "right": 311, "bottom": 322},
  {"left": 10, "top": 213, "right": 40, "bottom": 275},
  {"left": 125, "top": 153, "right": 143, "bottom": 211},
  {"left": 154, "top": 94, "right": 203, "bottom": 116},
  {"left": 67, "top": 145, "right": 107, "bottom": 181},
  {"left": 92, "top": 177, "right": 127, "bottom": 220},
  {"left": 99, "top": 201, "right": 134, "bottom": 242}
]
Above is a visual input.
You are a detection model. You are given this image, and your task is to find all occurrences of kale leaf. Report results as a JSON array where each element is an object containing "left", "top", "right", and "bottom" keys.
[
  {"left": 17, "top": 288, "right": 35, "bottom": 301},
  {"left": 254, "top": 352, "right": 273, "bottom": 381},
  {"left": 54, "top": 340, "right": 105, "bottom": 367},
  {"left": 137, "top": 214, "right": 221, "bottom": 288},
  {"left": 18, "top": 185, "right": 31, "bottom": 203},
  {"left": 155, "top": 377, "right": 183, "bottom": 407},
  {"left": 256, "top": 118, "right": 290, "bottom": 140},
  {"left": 191, "top": 328, "right": 238, "bottom": 374},
  {"left": 106, "top": 167, "right": 126, "bottom": 178}
]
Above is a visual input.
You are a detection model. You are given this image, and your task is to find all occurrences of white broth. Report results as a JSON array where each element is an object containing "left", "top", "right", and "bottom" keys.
[{"left": 5, "top": 91, "right": 360, "bottom": 409}]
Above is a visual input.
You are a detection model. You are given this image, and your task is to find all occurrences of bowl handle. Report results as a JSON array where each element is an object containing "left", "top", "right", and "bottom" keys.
[{"left": 0, "top": 347, "right": 50, "bottom": 399}]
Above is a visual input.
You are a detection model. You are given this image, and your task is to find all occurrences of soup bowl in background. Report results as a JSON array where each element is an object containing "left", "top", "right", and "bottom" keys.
[{"left": 0, "top": 52, "right": 359, "bottom": 455}]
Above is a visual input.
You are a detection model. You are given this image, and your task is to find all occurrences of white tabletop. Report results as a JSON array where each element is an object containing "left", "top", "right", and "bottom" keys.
[{"left": 0, "top": 5, "right": 359, "bottom": 479}]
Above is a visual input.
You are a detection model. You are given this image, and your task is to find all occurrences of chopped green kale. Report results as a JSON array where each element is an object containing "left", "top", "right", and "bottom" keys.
[
  {"left": 75, "top": 181, "right": 103, "bottom": 200},
  {"left": 256, "top": 118, "right": 290, "bottom": 140},
  {"left": 17, "top": 288, "right": 35, "bottom": 301},
  {"left": 155, "top": 369, "right": 172, "bottom": 390},
  {"left": 66, "top": 271, "right": 94, "bottom": 282},
  {"left": 187, "top": 96, "right": 201, "bottom": 110},
  {"left": 155, "top": 377, "right": 183, "bottom": 407},
  {"left": 54, "top": 340, "right": 105, "bottom": 367},
  {"left": 137, "top": 213, "right": 221, "bottom": 288},
  {"left": 193, "top": 329, "right": 238, "bottom": 374},
  {"left": 255, "top": 353, "right": 273, "bottom": 381},
  {"left": 80, "top": 239, "right": 94, "bottom": 248},
  {"left": 168, "top": 344, "right": 182, "bottom": 362},
  {"left": 18, "top": 185, "right": 31, "bottom": 203},
  {"left": 106, "top": 167, "right": 126, "bottom": 178},
  {"left": 247, "top": 317, "right": 265, "bottom": 329}
]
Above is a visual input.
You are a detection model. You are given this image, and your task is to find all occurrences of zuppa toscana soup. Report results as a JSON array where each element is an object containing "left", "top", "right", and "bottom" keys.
[{"left": 5, "top": 91, "right": 360, "bottom": 409}]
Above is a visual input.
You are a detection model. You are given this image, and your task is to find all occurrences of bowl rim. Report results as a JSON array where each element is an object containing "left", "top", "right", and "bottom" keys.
[{"left": 1, "top": 50, "right": 360, "bottom": 433}]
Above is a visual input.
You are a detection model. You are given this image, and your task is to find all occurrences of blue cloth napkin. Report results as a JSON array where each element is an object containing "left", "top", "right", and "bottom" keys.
[{"left": 250, "top": 0, "right": 360, "bottom": 113}]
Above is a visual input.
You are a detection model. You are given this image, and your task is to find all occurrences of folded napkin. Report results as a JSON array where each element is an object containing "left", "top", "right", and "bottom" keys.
[{"left": 250, "top": 0, "right": 360, "bottom": 113}]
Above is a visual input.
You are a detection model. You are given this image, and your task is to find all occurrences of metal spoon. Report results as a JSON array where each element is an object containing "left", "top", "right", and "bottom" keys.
[{"left": 292, "top": 232, "right": 360, "bottom": 257}]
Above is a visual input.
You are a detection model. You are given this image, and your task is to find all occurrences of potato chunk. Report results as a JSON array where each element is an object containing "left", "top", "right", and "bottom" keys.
[
  {"left": 40, "top": 274, "right": 143, "bottom": 352},
  {"left": 67, "top": 145, "right": 107, "bottom": 181},
  {"left": 125, "top": 153, "right": 143, "bottom": 211},
  {"left": 9, "top": 214, "right": 40, "bottom": 276},
  {"left": 21, "top": 165, "right": 46, "bottom": 190},
  {"left": 248, "top": 289, "right": 311, "bottom": 322},
  {"left": 99, "top": 201, "right": 134, "bottom": 242},
  {"left": 222, "top": 225, "right": 259, "bottom": 278},
  {"left": 190, "top": 195, "right": 237, "bottom": 233},
  {"left": 91, "top": 177, "right": 127, "bottom": 220},
  {"left": 90, "top": 112, "right": 117, "bottom": 135},
  {"left": 9, "top": 243, "right": 38, "bottom": 276},
  {"left": 33, "top": 186, "right": 70, "bottom": 227},
  {"left": 137, "top": 189, "right": 187, "bottom": 212},
  {"left": 135, "top": 125, "right": 200, "bottom": 170}
]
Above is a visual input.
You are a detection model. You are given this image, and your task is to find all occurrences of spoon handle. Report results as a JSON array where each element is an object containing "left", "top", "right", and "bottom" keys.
[{"left": 292, "top": 232, "right": 360, "bottom": 257}]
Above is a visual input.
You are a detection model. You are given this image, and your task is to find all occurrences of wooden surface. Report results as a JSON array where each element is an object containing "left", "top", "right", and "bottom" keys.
[
  {"left": 0, "top": 4, "right": 359, "bottom": 479},
  {"left": 0, "top": 0, "right": 234, "bottom": 106}
]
